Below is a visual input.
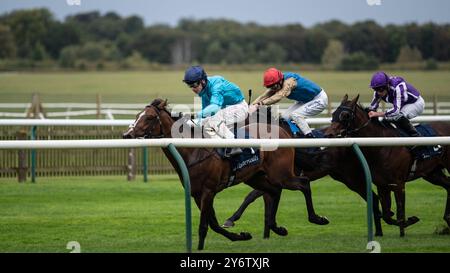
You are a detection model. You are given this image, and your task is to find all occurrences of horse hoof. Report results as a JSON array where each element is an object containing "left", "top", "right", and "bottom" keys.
[
  {"left": 272, "top": 226, "right": 288, "bottom": 236},
  {"left": 406, "top": 216, "right": 420, "bottom": 227},
  {"left": 434, "top": 225, "right": 450, "bottom": 235},
  {"left": 309, "top": 215, "right": 329, "bottom": 225},
  {"left": 375, "top": 231, "right": 383, "bottom": 237},
  {"left": 239, "top": 232, "right": 252, "bottom": 241},
  {"left": 383, "top": 217, "right": 397, "bottom": 225},
  {"left": 222, "top": 220, "right": 235, "bottom": 228}
]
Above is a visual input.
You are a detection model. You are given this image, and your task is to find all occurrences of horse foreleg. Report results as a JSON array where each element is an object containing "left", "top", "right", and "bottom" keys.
[
  {"left": 377, "top": 186, "right": 397, "bottom": 225},
  {"left": 281, "top": 176, "right": 329, "bottom": 225},
  {"left": 207, "top": 206, "right": 253, "bottom": 242},
  {"left": 393, "top": 185, "right": 407, "bottom": 237},
  {"left": 343, "top": 179, "right": 384, "bottom": 236},
  {"left": 197, "top": 192, "right": 213, "bottom": 250},
  {"left": 262, "top": 189, "right": 288, "bottom": 238},
  {"left": 222, "top": 189, "right": 264, "bottom": 228},
  {"left": 423, "top": 168, "right": 450, "bottom": 229}
]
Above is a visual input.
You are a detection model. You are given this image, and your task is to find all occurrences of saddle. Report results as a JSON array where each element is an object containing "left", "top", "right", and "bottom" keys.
[
  {"left": 381, "top": 120, "right": 443, "bottom": 160},
  {"left": 215, "top": 128, "right": 261, "bottom": 187}
]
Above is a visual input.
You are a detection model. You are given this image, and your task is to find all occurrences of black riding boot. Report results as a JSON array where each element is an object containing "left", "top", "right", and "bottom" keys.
[
  {"left": 394, "top": 116, "right": 421, "bottom": 137},
  {"left": 394, "top": 116, "right": 423, "bottom": 155}
]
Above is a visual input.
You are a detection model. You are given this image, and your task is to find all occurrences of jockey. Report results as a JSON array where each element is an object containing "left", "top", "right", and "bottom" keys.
[
  {"left": 367, "top": 71, "right": 425, "bottom": 137},
  {"left": 183, "top": 65, "right": 248, "bottom": 157},
  {"left": 249, "top": 67, "right": 328, "bottom": 138}
]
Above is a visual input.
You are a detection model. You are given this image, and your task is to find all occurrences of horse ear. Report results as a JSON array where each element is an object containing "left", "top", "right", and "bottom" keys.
[
  {"left": 341, "top": 94, "right": 348, "bottom": 103},
  {"left": 350, "top": 94, "right": 360, "bottom": 105}
]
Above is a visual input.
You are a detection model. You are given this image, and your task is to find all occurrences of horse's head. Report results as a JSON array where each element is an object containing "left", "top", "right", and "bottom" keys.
[
  {"left": 324, "top": 94, "right": 370, "bottom": 138},
  {"left": 123, "top": 98, "right": 170, "bottom": 139}
]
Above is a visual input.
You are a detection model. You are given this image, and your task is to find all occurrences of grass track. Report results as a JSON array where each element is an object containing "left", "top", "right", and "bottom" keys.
[
  {"left": 0, "top": 175, "right": 449, "bottom": 253},
  {"left": 0, "top": 71, "right": 449, "bottom": 104}
]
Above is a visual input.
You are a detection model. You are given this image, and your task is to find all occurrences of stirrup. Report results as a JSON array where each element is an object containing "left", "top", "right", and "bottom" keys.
[{"left": 225, "top": 147, "right": 242, "bottom": 158}]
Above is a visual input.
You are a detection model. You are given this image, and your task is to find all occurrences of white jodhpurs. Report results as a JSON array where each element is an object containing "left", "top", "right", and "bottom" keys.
[
  {"left": 385, "top": 96, "right": 425, "bottom": 121},
  {"left": 203, "top": 100, "right": 248, "bottom": 139},
  {"left": 281, "top": 90, "right": 328, "bottom": 135}
]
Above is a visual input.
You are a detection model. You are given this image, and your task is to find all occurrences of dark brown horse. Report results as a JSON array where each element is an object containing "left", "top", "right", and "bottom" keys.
[
  {"left": 324, "top": 94, "right": 450, "bottom": 236},
  {"left": 222, "top": 124, "right": 386, "bottom": 237},
  {"left": 122, "top": 99, "right": 328, "bottom": 250}
]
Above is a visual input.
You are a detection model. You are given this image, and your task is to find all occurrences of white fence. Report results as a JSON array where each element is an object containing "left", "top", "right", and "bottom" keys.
[
  {"left": 2, "top": 101, "right": 450, "bottom": 118},
  {"left": 2, "top": 137, "right": 450, "bottom": 150},
  {"left": 1, "top": 115, "right": 450, "bottom": 127}
]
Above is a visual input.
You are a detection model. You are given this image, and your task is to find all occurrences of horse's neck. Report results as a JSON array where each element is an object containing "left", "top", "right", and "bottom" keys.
[
  {"left": 160, "top": 113, "right": 215, "bottom": 172},
  {"left": 353, "top": 110, "right": 397, "bottom": 137}
]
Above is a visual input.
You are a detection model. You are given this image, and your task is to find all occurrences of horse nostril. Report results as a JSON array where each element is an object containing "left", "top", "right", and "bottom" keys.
[{"left": 123, "top": 133, "right": 132, "bottom": 139}]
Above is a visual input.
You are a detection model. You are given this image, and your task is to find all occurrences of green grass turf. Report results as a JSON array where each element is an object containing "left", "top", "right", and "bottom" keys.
[
  {"left": 0, "top": 175, "right": 449, "bottom": 253},
  {"left": 0, "top": 71, "right": 449, "bottom": 104}
]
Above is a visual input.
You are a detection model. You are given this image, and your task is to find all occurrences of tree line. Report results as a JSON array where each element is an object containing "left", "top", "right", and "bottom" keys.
[{"left": 0, "top": 8, "right": 449, "bottom": 70}]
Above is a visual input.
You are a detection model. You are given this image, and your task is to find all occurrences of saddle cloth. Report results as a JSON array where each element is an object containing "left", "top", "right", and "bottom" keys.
[{"left": 397, "top": 123, "right": 443, "bottom": 160}]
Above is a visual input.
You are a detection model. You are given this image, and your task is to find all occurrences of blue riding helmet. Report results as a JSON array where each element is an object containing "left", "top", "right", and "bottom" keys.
[
  {"left": 183, "top": 65, "right": 207, "bottom": 84},
  {"left": 370, "top": 71, "right": 389, "bottom": 89}
]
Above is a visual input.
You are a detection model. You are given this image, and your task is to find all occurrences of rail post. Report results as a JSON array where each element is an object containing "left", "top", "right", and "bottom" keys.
[
  {"left": 142, "top": 147, "right": 148, "bottom": 182},
  {"left": 30, "top": 126, "right": 37, "bottom": 183},
  {"left": 167, "top": 143, "right": 192, "bottom": 253},
  {"left": 17, "top": 130, "right": 28, "bottom": 182},
  {"left": 352, "top": 144, "right": 374, "bottom": 244}
]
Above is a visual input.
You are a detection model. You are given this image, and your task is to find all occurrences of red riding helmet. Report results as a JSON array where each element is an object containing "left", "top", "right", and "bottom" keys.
[{"left": 263, "top": 68, "right": 283, "bottom": 87}]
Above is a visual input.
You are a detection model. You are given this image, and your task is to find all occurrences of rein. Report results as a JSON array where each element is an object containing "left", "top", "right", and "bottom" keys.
[{"left": 143, "top": 104, "right": 217, "bottom": 168}]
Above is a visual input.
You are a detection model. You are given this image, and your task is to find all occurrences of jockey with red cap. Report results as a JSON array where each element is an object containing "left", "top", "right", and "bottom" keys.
[
  {"left": 249, "top": 68, "right": 328, "bottom": 138},
  {"left": 367, "top": 71, "right": 424, "bottom": 137}
]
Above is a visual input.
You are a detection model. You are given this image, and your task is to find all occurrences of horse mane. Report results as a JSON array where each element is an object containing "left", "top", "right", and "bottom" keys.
[
  {"left": 354, "top": 102, "right": 399, "bottom": 135},
  {"left": 150, "top": 98, "right": 165, "bottom": 107}
]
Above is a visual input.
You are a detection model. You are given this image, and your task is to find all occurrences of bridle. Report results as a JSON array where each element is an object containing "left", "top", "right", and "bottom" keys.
[
  {"left": 331, "top": 104, "right": 371, "bottom": 137},
  {"left": 131, "top": 104, "right": 166, "bottom": 139}
]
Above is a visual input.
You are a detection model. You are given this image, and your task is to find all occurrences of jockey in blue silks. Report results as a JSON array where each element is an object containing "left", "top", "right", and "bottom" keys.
[{"left": 183, "top": 65, "right": 248, "bottom": 157}]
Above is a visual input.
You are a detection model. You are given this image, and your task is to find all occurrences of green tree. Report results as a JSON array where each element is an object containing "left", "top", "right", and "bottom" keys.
[
  {"left": 341, "top": 20, "right": 388, "bottom": 62},
  {"left": 259, "top": 42, "right": 286, "bottom": 63},
  {"left": 2, "top": 8, "right": 53, "bottom": 59},
  {"left": 205, "top": 41, "right": 225, "bottom": 63},
  {"left": 396, "top": 46, "right": 423, "bottom": 63},
  {"left": 225, "top": 43, "right": 245, "bottom": 64},
  {"left": 338, "top": 51, "right": 379, "bottom": 71},
  {"left": 0, "top": 24, "right": 16, "bottom": 58},
  {"left": 321, "top": 39, "right": 345, "bottom": 68}
]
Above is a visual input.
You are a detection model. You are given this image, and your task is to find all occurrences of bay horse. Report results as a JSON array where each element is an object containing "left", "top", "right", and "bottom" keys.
[
  {"left": 122, "top": 99, "right": 328, "bottom": 250},
  {"left": 324, "top": 94, "right": 450, "bottom": 236},
  {"left": 222, "top": 123, "right": 386, "bottom": 237}
]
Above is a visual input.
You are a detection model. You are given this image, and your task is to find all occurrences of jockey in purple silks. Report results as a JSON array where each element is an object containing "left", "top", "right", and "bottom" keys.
[{"left": 367, "top": 71, "right": 425, "bottom": 137}]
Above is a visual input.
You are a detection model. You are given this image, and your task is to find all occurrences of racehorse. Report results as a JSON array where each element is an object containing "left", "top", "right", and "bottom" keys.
[
  {"left": 324, "top": 94, "right": 450, "bottom": 236},
  {"left": 122, "top": 98, "right": 328, "bottom": 250},
  {"left": 222, "top": 122, "right": 386, "bottom": 237}
]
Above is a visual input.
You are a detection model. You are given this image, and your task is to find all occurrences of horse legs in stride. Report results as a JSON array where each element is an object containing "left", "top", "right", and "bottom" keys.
[
  {"left": 195, "top": 191, "right": 252, "bottom": 251},
  {"left": 262, "top": 188, "right": 288, "bottom": 238},
  {"left": 377, "top": 186, "right": 397, "bottom": 225},
  {"left": 222, "top": 189, "right": 264, "bottom": 228},
  {"left": 280, "top": 176, "right": 329, "bottom": 225},
  {"left": 244, "top": 175, "right": 288, "bottom": 238},
  {"left": 393, "top": 185, "right": 407, "bottom": 237},
  {"left": 423, "top": 168, "right": 450, "bottom": 231},
  {"left": 343, "top": 180, "right": 384, "bottom": 236}
]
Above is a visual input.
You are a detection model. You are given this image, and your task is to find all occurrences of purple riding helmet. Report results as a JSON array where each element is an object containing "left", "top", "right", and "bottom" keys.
[{"left": 370, "top": 71, "right": 389, "bottom": 89}]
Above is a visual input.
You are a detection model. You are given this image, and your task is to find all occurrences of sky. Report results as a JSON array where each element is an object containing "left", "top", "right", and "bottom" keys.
[{"left": 0, "top": 0, "right": 449, "bottom": 27}]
